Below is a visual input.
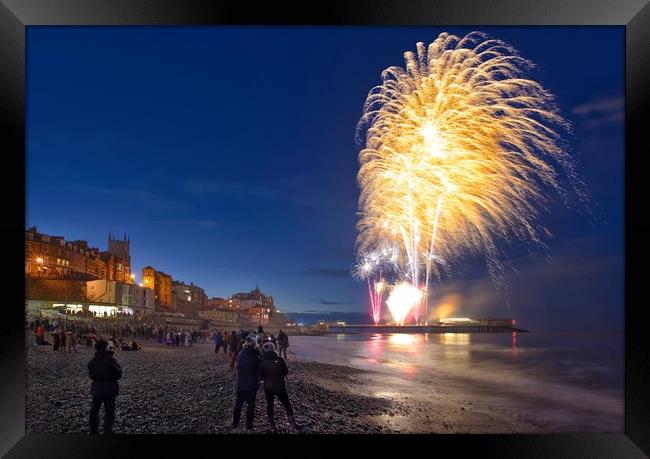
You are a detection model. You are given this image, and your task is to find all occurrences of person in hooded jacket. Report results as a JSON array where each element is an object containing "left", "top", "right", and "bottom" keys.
[
  {"left": 259, "top": 341, "right": 298, "bottom": 432},
  {"left": 232, "top": 336, "right": 261, "bottom": 431},
  {"left": 87, "top": 339, "right": 122, "bottom": 434}
]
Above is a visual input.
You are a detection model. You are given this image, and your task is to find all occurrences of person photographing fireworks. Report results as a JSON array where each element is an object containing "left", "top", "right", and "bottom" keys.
[
  {"left": 260, "top": 341, "right": 300, "bottom": 432},
  {"left": 87, "top": 339, "right": 122, "bottom": 434}
]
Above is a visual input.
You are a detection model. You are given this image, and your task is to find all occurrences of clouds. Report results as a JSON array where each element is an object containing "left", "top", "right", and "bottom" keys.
[
  {"left": 303, "top": 247, "right": 354, "bottom": 264},
  {"left": 302, "top": 267, "right": 350, "bottom": 278},
  {"left": 308, "top": 298, "right": 353, "bottom": 306},
  {"left": 58, "top": 183, "right": 189, "bottom": 211},
  {"left": 423, "top": 232, "right": 623, "bottom": 331},
  {"left": 572, "top": 91, "right": 623, "bottom": 130},
  {"left": 177, "top": 177, "right": 285, "bottom": 202}
]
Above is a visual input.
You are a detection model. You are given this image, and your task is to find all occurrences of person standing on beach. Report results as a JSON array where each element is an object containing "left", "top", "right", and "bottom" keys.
[
  {"left": 229, "top": 331, "right": 239, "bottom": 369},
  {"left": 36, "top": 323, "right": 46, "bottom": 345},
  {"left": 221, "top": 333, "right": 228, "bottom": 354},
  {"left": 277, "top": 329, "right": 289, "bottom": 359},
  {"left": 65, "top": 330, "right": 73, "bottom": 353},
  {"left": 260, "top": 341, "right": 299, "bottom": 432},
  {"left": 232, "top": 336, "right": 261, "bottom": 431},
  {"left": 213, "top": 331, "right": 223, "bottom": 355},
  {"left": 256, "top": 325, "right": 264, "bottom": 347},
  {"left": 88, "top": 339, "right": 122, "bottom": 434},
  {"left": 59, "top": 327, "right": 67, "bottom": 353},
  {"left": 52, "top": 329, "right": 60, "bottom": 352}
]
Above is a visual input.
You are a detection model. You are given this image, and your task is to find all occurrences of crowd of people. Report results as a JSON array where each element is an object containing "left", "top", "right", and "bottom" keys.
[
  {"left": 210, "top": 327, "right": 290, "bottom": 366},
  {"left": 28, "top": 311, "right": 298, "bottom": 433},
  {"left": 26, "top": 312, "right": 215, "bottom": 354}
]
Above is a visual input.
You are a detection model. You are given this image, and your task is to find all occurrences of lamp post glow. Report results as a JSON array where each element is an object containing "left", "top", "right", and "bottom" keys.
[{"left": 36, "top": 257, "right": 44, "bottom": 277}]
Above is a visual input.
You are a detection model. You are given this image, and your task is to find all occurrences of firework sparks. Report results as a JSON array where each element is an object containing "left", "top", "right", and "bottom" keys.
[
  {"left": 352, "top": 246, "right": 400, "bottom": 324},
  {"left": 355, "top": 31, "right": 585, "bottom": 325},
  {"left": 386, "top": 283, "right": 422, "bottom": 326}
]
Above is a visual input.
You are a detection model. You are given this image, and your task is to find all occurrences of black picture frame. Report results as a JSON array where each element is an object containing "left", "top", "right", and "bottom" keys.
[{"left": 1, "top": 0, "right": 647, "bottom": 456}]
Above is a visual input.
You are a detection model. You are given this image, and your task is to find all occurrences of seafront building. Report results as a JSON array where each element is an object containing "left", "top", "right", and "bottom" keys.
[
  {"left": 172, "top": 280, "right": 208, "bottom": 316},
  {"left": 25, "top": 227, "right": 283, "bottom": 328},
  {"left": 87, "top": 279, "right": 155, "bottom": 311},
  {"left": 141, "top": 266, "right": 173, "bottom": 311},
  {"left": 25, "top": 227, "right": 132, "bottom": 282}
]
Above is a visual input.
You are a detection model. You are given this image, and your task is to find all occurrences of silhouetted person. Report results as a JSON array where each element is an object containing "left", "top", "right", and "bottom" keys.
[
  {"left": 232, "top": 336, "right": 261, "bottom": 431},
  {"left": 260, "top": 341, "right": 298, "bottom": 432},
  {"left": 229, "top": 331, "right": 239, "bottom": 369},
  {"left": 277, "top": 329, "right": 289, "bottom": 359},
  {"left": 213, "top": 331, "right": 223, "bottom": 354},
  {"left": 88, "top": 339, "right": 122, "bottom": 434}
]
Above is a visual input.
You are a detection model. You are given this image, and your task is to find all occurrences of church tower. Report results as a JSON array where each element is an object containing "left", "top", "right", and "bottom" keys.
[{"left": 108, "top": 232, "right": 130, "bottom": 262}]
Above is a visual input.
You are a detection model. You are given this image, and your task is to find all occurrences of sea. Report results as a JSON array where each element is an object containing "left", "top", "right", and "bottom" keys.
[{"left": 288, "top": 331, "right": 624, "bottom": 432}]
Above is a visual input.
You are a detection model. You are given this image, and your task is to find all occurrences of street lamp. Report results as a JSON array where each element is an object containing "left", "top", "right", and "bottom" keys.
[{"left": 36, "top": 257, "right": 44, "bottom": 277}]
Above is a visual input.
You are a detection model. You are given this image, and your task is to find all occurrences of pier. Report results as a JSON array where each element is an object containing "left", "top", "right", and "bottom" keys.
[{"left": 326, "top": 324, "right": 527, "bottom": 334}]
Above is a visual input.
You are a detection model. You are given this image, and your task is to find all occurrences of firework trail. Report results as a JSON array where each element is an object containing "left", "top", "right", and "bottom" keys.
[
  {"left": 352, "top": 246, "right": 400, "bottom": 324},
  {"left": 355, "top": 31, "right": 587, "bottom": 325}
]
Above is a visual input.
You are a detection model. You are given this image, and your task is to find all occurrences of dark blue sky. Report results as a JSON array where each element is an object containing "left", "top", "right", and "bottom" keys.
[{"left": 27, "top": 26, "right": 624, "bottom": 330}]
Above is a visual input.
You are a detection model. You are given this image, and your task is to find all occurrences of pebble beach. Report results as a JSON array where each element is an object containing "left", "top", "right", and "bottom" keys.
[{"left": 25, "top": 339, "right": 546, "bottom": 434}]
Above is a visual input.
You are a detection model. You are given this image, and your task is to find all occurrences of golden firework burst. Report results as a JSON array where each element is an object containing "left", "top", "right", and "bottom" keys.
[{"left": 355, "top": 31, "right": 584, "bottom": 323}]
